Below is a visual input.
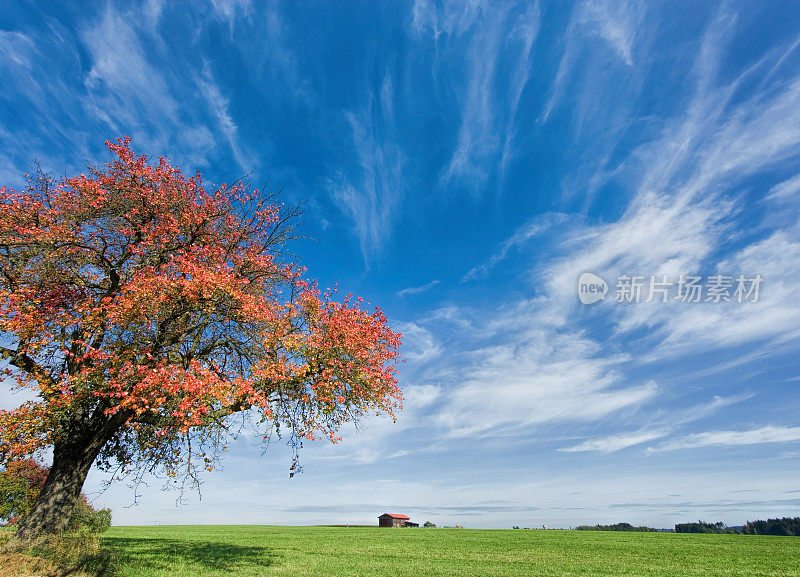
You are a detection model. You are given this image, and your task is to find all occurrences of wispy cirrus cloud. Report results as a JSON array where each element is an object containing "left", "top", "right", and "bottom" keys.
[
  {"left": 0, "top": 28, "right": 93, "bottom": 183},
  {"left": 767, "top": 173, "right": 800, "bottom": 200},
  {"left": 194, "top": 62, "right": 255, "bottom": 173},
  {"left": 0, "top": 30, "right": 36, "bottom": 70},
  {"left": 535, "top": 0, "right": 652, "bottom": 211},
  {"left": 414, "top": 0, "right": 541, "bottom": 194},
  {"left": 254, "top": 3, "right": 313, "bottom": 104},
  {"left": 398, "top": 280, "right": 441, "bottom": 297},
  {"left": 395, "top": 322, "right": 442, "bottom": 365},
  {"left": 560, "top": 394, "right": 753, "bottom": 453},
  {"left": 403, "top": 4, "right": 800, "bottom": 454},
  {"left": 80, "top": 3, "right": 221, "bottom": 169},
  {"left": 462, "top": 213, "right": 568, "bottom": 281},
  {"left": 579, "top": 0, "right": 640, "bottom": 66},
  {"left": 541, "top": 0, "right": 643, "bottom": 122},
  {"left": 431, "top": 310, "right": 658, "bottom": 439},
  {"left": 82, "top": 5, "right": 179, "bottom": 134},
  {"left": 541, "top": 6, "right": 800, "bottom": 354},
  {"left": 211, "top": 0, "right": 252, "bottom": 32},
  {"left": 330, "top": 72, "right": 405, "bottom": 266},
  {"left": 561, "top": 428, "right": 668, "bottom": 453},
  {"left": 652, "top": 426, "right": 800, "bottom": 452},
  {"left": 0, "top": 31, "right": 41, "bottom": 183}
]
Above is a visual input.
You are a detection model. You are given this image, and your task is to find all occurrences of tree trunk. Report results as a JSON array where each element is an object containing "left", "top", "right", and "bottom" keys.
[{"left": 12, "top": 429, "right": 110, "bottom": 543}]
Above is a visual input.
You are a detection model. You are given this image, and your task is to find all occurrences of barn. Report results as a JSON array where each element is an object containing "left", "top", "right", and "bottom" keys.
[{"left": 378, "top": 513, "right": 413, "bottom": 527}]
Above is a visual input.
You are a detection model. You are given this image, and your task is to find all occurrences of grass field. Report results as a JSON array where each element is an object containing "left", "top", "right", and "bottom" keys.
[{"left": 87, "top": 525, "right": 800, "bottom": 577}]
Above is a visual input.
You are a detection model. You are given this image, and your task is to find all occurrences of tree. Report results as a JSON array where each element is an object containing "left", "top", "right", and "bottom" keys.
[
  {"left": 0, "top": 138, "right": 402, "bottom": 542},
  {"left": 674, "top": 521, "right": 735, "bottom": 534},
  {"left": 574, "top": 522, "right": 657, "bottom": 532},
  {"left": 741, "top": 517, "right": 800, "bottom": 536},
  {"left": 0, "top": 459, "right": 48, "bottom": 524}
]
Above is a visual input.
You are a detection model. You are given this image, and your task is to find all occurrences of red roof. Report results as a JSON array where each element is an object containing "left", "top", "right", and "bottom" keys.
[{"left": 380, "top": 513, "right": 410, "bottom": 519}]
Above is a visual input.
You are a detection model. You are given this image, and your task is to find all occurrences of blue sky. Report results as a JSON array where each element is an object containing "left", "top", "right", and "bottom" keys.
[{"left": 1, "top": 0, "right": 800, "bottom": 529}]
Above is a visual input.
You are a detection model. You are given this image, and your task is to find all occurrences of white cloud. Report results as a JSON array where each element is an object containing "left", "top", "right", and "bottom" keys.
[
  {"left": 0, "top": 375, "right": 38, "bottom": 411},
  {"left": 330, "top": 72, "right": 405, "bottom": 266},
  {"left": 462, "top": 213, "right": 569, "bottom": 281},
  {"left": 668, "top": 394, "right": 755, "bottom": 424},
  {"left": 0, "top": 31, "right": 91, "bottom": 183},
  {"left": 541, "top": 0, "right": 643, "bottom": 122},
  {"left": 432, "top": 314, "right": 658, "bottom": 438},
  {"left": 423, "top": 1, "right": 540, "bottom": 193},
  {"left": 398, "top": 280, "right": 441, "bottom": 297},
  {"left": 396, "top": 322, "right": 442, "bottom": 365},
  {"left": 653, "top": 426, "right": 800, "bottom": 451},
  {"left": 542, "top": 193, "right": 725, "bottom": 319},
  {"left": 500, "top": 2, "right": 541, "bottom": 179},
  {"left": 579, "top": 0, "right": 640, "bottom": 66},
  {"left": 404, "top": 384, "right": 442, "bottom": 409},
  {"left": 141, "top": 0, "right": 164, "bottom": 31},
  {"left": 560, "top": 394, "right": 753, "bottom": 453},
  {"left": 83, "top": 5, "right": 179, "bottom": 131},
  {"left": 255, "top": 4, "right": 313, "bottom": 104},
  {"left": 411, "top": 0, "right": 437, "bottom": 37},
  {"left": 80, "top": 4, "right": 219, "bottom": 168},
  {"left": 767, "top": 173, "right": 800, "bottom": 200},
  {"left": 195, "top": 62, "right": 255, "bottom": 173},
  {"left": 642, "top": 230, "right": 800, "bottom": 358},
  {"left": 211, "top": 0, "right": 252, "bottom": 32},
  {"left": 404, "top": 4, "right": 800, "bottom": 449},
  {"left": 536, "top": 5, "right": 800, "bottom": 364},
  {"left": 561, "top": 428, "right": 668, "bottom": 453},
  {"left": 298, "top": 380, "right": 442, "bottom": 465},
  {"left": 0, "top": 30, "right": 35, "bottom": 69}
]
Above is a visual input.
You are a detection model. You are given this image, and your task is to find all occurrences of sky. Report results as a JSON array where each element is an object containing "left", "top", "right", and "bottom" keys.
[{"left": 1, "top": 0, "right": 799, "bottom": 529}]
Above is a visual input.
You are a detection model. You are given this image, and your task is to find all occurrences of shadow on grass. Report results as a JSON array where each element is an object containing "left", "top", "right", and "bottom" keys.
[{"left": 103, "top": 537, "right": 279, "bottom": 573}]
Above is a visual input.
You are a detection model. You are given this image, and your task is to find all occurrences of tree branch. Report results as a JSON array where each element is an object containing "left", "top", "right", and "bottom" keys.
[{"left": 0, "top": 346, "right": 56, "bottom": 388}]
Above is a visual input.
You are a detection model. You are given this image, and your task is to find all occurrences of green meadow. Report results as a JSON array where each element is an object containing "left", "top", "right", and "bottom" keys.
[{"left": 92, "top": 525, "right": 800, "bottom": 577}]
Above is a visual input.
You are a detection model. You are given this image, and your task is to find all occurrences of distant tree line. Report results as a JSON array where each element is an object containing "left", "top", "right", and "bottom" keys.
[
  {"left": 575, "top": 522, "right": 658, "bottom": 532},
  {"left": 739, "top": 517, "right": 800, "bottom": 536},
  {"left": 674, "top": 521, "right": 738, "bottom": 534},
  {"left": 568, "top": 517, "right": 800, "bottom": 535},
  {"left": 674, "top": 518, "right": 800, "bottom": 536}
]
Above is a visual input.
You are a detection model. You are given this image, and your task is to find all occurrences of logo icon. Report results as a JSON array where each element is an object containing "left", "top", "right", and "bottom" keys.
[{"left": 578, "top": 272, "right": 607, "bottom": 304}]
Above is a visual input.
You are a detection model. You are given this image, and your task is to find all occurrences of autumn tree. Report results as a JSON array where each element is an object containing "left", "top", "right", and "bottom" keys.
[
  {"left": 0, "top": 138, "right": 401, "bottom": 542},
  {"left": 0, "top": 459, "right": 48, "bottom": 524}
]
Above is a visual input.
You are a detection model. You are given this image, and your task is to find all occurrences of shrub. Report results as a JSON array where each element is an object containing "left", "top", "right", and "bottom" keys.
[
  {"left": 68, "top": 496, "right": 113, "bottom": 534},
  {"left": 0, "top": 460, "right": 112, "bottom": 533},
  {"left": 0, "top": 459, "right": 48, "bottom": 523}
]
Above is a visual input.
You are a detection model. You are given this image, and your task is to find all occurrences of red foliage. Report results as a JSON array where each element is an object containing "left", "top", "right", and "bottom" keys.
[
  {"left": 0, "top": 460, "right": 48, "bottom": 524},
  {"left": 3, "top": 459, "right": 49, "bottom": 492}
]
